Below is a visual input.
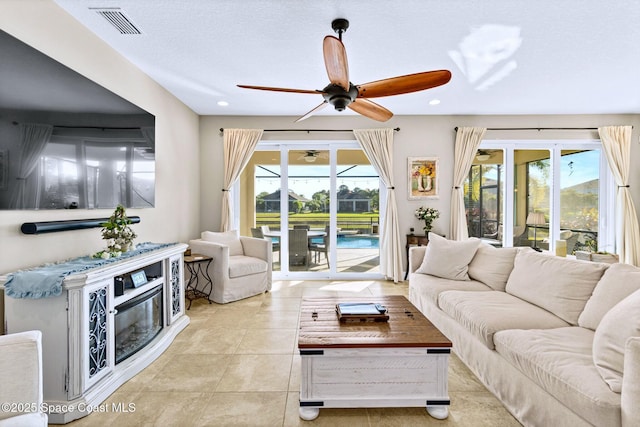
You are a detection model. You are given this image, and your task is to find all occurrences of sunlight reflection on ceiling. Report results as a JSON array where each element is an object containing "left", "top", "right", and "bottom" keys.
[{"left": 448, "top": 24, "right": 522, "bottom": 91}]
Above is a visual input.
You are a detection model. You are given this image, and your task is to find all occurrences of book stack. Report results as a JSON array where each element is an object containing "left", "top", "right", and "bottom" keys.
[{"left": 336, "top": 302, "right": 389, "bottom": 323}]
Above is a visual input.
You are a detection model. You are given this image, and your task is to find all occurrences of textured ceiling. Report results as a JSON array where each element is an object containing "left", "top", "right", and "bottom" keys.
[{"left": 53, "top": 0, "right": 640, "bottom": 119}]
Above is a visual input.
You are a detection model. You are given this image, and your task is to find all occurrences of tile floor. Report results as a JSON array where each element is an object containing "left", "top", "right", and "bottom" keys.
[{"left": 66, "top": 280, "right": 521, "bottom": 426}]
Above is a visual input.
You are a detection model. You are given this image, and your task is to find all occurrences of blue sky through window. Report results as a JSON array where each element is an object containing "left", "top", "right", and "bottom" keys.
[{"left": 560, "top": 150, "right": 599, "bottom": 189}]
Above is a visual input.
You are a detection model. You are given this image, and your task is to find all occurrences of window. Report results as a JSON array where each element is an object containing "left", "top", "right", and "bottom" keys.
[{"left": 464, "top": 140, "right": 614, "bottom": 254}]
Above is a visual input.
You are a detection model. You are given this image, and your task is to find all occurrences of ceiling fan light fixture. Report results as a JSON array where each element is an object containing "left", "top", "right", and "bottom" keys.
[
  {"left": 331, "top": 95, "right": 351, "bottom": 111},
  {"left": 304, "top": 154, "right": 317, "bottom": 163},
  {"left": 476, "top": 151, "right": 491, "bottom": 161}
]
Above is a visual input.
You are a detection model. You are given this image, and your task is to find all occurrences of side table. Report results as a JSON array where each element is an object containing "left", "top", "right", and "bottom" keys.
[
  {"left": 184, "top": 254, "right": 213, "bottom": 309},
  {"left": 405, "top": 234, "right": 429, "bottom": 280}
]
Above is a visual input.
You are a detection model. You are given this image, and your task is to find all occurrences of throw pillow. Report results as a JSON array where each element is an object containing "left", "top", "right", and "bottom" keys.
[
  {"left": 468, "top": 243, "right": 518, "bottom": 291},
  {"left": 579, "top": 263, "right": 640, "bottom": 330},
  {"left": 593, "top": 288, "right": 640, "bottom": 393},
  {"left": 505, "top": 250, "right": 608, "bottom": 325},
  {"left": 415, "top": 233, "right": 480, "bottom": 280},
  {"left": 201, "top": 230, "right": 244, "bottom": 256}
]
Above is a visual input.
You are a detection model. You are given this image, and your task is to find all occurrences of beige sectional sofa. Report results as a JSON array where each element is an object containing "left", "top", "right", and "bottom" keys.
[{"left": 408, "top": 234, "right": 640, "bottom": 427}]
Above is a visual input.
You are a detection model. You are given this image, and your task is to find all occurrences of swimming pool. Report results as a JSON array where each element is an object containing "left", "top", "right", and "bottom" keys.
[{"left": 310, "top": 235, "right": 379, "bottom": 249}]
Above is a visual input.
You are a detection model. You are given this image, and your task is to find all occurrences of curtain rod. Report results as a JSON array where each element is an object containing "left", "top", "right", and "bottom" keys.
[
  {"left": 454, "top": 126, "right": 604, "bottom": 132},
  {"left": 219, "top": 127, "right": 400, "bottom": 133}
]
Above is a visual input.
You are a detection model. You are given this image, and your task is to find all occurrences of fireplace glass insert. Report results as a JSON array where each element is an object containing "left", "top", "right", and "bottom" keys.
[{"left": 114, "top": 284, "right": 163, "bottom": 364}]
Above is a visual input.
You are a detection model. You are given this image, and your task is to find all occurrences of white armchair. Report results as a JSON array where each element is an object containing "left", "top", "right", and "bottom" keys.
[
  {"left": 188, "top": 230, "right": 272, "bottom": 304},
  {"left": 0, "top": 330, "right": 48, "bottom": 427}
]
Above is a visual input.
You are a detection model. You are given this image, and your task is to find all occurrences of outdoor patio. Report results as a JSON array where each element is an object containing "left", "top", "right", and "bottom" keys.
[{"left": 273, "top": 247, "right": 380, "bottom": 274}]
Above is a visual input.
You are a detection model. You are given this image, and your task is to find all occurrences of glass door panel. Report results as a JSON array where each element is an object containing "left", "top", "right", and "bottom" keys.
[
  {"left": 335, "top": 149, "right": 380, "bottom": 274},
  {"left": 287, "top": 149, "right": 330, "bottom": 273},
  {"left": 465, "top": 150, "right": 503, "bottom": 245},
  {"left": 559, "top": 149, "right": 600, "bottom": 254},
  {"left": 514, "top": 149, "right": 551, "bottom": 250},
  {"left": 248, "top": 150, "right": 281, "bottom": 271}
]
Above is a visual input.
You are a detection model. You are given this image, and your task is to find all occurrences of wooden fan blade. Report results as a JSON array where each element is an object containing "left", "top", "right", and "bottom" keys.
[
  {"left": 237, "top": 84, "right": 321, "bottom": 94},
  {"left": 323, "top": 36, "right": 349, "bottom": 90},
  {"left": 356, "top": 70, "right": 451, "bottom": 98},
  {"left": 348, "top": 98, "right": 393, "bottom": 122},
  {"left": 295, "top": 102, "right": 328, "bottom": 123}
]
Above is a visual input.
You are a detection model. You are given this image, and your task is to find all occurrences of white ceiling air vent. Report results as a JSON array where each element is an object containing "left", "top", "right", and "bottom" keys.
[{"left": 92, "top": 8, "right": 142, "bottom": 35}]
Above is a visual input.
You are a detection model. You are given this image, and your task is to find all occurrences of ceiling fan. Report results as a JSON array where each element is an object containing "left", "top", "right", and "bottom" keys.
[
  {"left": 296, "top": 150, "right": 328, "bottom": 163},
  {"left": 238, "top": 18, "right": 452, "bottom": 122}
]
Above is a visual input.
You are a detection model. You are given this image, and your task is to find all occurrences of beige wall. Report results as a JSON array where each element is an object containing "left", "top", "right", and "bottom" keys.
[
  {"left": 0, "top": 0, "right": 201, "bottom": 274},
  {"left": 200, "top": 114, "right": 640, "bottom": 241}
]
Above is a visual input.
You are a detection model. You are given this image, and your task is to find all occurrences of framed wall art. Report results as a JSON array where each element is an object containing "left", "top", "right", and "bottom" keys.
[{"left": 408, "top": 157, "right": 439, "bottom": 200}]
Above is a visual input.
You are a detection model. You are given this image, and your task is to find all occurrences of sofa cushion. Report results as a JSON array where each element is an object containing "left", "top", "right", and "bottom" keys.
[
  {"left": 579, "top": 263, "right": 640, "bottom": 330},
  {"left": 415, "top": 233, "right": 480, "bottom": 280},
  {"left": 593, "top": 288, "right": 640, "bottom": 393},
  {"left": 467, "top": 244, "right": 518, "bottom": 291},
  {"left": 437, "top": 290, "right": 570, "bottom": 349},
  {"left": 201, "top": 230, "right": 244, "bottom": 256},
  {"left": 494, "top": 327, "right": 621, "bottom": 427},
  {"left": 228, "top": 255, "right": 267, "bottom": 278},
  {"left": 505, "top": 250, "right": 608, "bottom": 325},
  {"left": 409, "top": 273, "right": 492, "bottom": 306},
  {"left": 623, "top": 337, "right": 640, "bottom": 426}
]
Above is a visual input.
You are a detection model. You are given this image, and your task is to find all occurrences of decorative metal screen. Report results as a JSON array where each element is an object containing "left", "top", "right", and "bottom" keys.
[
  {"left": 171, "top": 258, "right": 181, "bottom": 316},
  {"left": 88, "top": 286, "right": 108, "bottom": 378}
]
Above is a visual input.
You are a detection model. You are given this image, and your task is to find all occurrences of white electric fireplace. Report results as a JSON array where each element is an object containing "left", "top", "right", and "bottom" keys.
[
  {"left": 114, "top": 283, "right": 164, "bottom": 364},
  {"left": 1, "top": 243, "right": 189, "bottom": 424}
]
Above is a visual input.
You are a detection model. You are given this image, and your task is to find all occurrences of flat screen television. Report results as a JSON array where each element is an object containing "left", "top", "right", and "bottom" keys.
[{"left": 0, "top": 29, "right": 155, "bottom": 210}]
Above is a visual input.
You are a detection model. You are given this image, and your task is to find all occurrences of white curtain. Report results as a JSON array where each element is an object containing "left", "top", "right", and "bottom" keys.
[
  {"left": 598, "top": 126, "right": 640, "bottom": 266},
  {"left": 354, "top": 128, "right": 403, "bottom": 282},
  {"left": 450, "top": 127, "right": 486, "bottom": 240},
  {"left": 221, "top": 128, "right": 263, "bottom": 231},
  {"left": 9, "top": 123, "right": 53, "bottom": 209}
]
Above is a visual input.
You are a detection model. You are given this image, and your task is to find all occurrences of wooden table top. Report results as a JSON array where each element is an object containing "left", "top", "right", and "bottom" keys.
[
  {"left": 183, "top": 254, "right": 212, "bottom": 263},
  {"left": 298, "top": 295, "right": 452, "bottom": 349}
]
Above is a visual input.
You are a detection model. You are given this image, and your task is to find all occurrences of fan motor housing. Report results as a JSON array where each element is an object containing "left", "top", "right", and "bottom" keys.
[{"left": 322, "top": 83, "right": 358, "bottom": 111}]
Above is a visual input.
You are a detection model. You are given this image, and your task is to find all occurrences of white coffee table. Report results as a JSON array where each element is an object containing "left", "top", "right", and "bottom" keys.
[{"left": 297, "top": 296, "right": 451, "bottom": 420}]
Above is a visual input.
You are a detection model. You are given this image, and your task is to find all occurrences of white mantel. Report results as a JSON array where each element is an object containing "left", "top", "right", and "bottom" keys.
[{"left": 1, "top": 243, "right": 189, "bottom": 424}]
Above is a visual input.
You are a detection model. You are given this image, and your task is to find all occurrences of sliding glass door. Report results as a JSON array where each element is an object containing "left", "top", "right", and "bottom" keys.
[
  {"left": 239, "top": 141, "right": 383, "bottom": 280},
  {"left": 464, "top": 140, "right": 614, "bottom": 254}
]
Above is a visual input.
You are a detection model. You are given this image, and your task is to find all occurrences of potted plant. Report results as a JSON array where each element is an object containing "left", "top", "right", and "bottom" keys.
[
  {"left": 93, "top": 205, "right": 137, "bottom": 259},
  {"left": 415, "top": 206, "right": 440, "bottom": 233}
]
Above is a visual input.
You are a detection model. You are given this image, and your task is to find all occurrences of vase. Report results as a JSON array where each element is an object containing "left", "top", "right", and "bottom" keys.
[
  {"left": 423, "top": 223, "right": 432, "bottom": 233},
  {"left": 412, "top": 178, "right": 419, "bottom": 191},
  {"left": 422, "top": 175, "right": 432, "bottom": 192}
]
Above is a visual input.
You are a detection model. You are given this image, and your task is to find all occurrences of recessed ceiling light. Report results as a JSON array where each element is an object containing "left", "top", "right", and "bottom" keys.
[
  {"left": 217, "top": 101, "right": 229, "bottom": 107},
  {"left": 429, "top": 99, "right": 441, "bottom": 106}
]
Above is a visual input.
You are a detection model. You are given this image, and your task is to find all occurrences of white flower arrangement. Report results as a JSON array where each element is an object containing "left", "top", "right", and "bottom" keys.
[{"left": 415, "top": 206, "right": 440, "bottom": 232}]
